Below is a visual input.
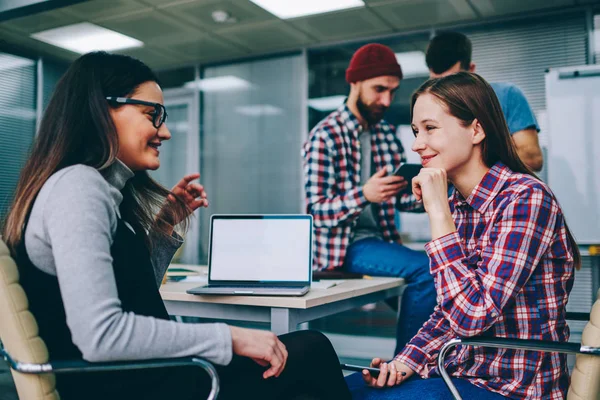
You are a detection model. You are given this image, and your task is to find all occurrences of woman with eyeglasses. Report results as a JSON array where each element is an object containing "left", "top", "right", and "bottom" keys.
[{"left": 2, "top": 51, "right": 351, "bottom": 400}]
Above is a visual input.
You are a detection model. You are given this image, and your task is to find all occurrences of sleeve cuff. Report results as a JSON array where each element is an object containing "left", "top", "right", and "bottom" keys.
[
  {"left": 510, "top": 123, "right": 540, "bottom": 134},
  {"left": 153, "top": 229, "right": 184, "bottom": 250},
  {"left": 425, "top": 232, "right": 466, "bottom": 275},
  {"left": 394, "top": 344, "right": 432, "bottom": 377},
  {"left": 169, "top": 230, "right": 184, "bottom": 246},
  {"left": 212, "top": 323, "right": 233, "bottom": 365},
  {"left": 355, "top": 187, "right": 368, "bottom": 206},
  {"left": 348, "top": 187, "right": 369, "bottom": 213}
]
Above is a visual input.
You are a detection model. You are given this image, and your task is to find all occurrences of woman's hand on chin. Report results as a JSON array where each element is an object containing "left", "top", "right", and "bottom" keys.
[{"left": 413, "top": 168, "right": 456, "bottom": 239}]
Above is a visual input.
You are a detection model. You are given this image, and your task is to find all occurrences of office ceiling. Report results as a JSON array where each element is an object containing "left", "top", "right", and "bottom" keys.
[{"left": 0, "top": 0, "right": 597, "bottom": 70}]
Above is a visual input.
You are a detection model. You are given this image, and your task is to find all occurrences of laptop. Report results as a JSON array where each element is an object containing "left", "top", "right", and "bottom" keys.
[{"left": 187, "top": 214, "right": 312, "bottom": 296}]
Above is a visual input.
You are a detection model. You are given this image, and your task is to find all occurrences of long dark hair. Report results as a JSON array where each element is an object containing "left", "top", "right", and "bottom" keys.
[
  {"left": 411, "top": 72, "right": 581, "bottom": 269},
  {"left": 3, "top": 51, "right": 189, "bottom": 253}
]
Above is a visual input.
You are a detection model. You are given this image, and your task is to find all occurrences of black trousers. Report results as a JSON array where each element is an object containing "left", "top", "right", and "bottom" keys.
[
  {"left": 63, "top": 330, "right": 351, "bottom": 400},
  {"left": 214, "top": 330, "right": 352, "bottom": 400}
]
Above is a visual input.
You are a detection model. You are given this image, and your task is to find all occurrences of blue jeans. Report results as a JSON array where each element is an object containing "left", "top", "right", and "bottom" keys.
[
  {"left": 345, "top": 373, "right": 506, "bottom": 400},
  {"left": 344, "top": 238, "right": 436, "bottom": 354}
]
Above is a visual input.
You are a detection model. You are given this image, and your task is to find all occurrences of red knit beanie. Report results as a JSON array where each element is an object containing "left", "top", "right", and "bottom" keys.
[{"left": 346, "top": 43, "right": 403, "bottom": 83}]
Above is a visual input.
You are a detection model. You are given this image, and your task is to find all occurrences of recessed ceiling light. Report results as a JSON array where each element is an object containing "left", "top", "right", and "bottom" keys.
[
  {"left": 184, "top": 76, "right": 252, "bottom": 92},
  {"left": 307, "top": 95, "right": 346, "bottom": 111},
  {"left": 31, "top": 22, "right": 143, "bottom": 54},
  {"left": 212, "top": 10, "right": 237, "bottom": 23},
  {"left": 236, "top": 104, "right": 283, "bottom": 117},
  {"left": 395, "top": 51, "right": 429, "bottom": 78},
  {"left": 249, "top": 0, "right": 364, "bottom": 19}
]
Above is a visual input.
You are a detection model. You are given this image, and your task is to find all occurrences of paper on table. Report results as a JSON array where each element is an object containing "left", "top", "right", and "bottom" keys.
[
  {"left": 167, "top": 267, "right": 202, "bottom": 277},
  {"left": 311, "top": 280, "right": 344, "bottom": 289},
  {"left": 179, "top": 275, "right": 208, "bottom": 283}
]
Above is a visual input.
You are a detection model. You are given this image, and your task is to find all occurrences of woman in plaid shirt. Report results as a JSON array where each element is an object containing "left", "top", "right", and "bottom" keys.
[{"left": 347, "top": 72, "right": 580, "bottom": 399}]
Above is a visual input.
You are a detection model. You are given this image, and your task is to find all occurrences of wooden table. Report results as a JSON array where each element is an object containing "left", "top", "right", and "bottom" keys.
[{"left": 160, "top": 265, "right": 404, "bottom": 334}]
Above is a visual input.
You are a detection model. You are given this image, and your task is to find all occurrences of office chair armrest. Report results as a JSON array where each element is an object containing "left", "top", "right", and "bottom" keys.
[
  {"left": 438, "top": 337, "right": 599, "bottom": 400},
  {"left": 1, "top": 346, "right": 219, "bottom": 400}
]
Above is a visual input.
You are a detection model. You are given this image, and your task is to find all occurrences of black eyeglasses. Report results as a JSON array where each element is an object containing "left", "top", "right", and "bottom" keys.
[{"left": 106, "top": 97, "right": 168, "bottom": 129}]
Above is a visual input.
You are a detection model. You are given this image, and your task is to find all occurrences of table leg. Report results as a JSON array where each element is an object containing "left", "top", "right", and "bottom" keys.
[{"left": 270, "top": 308, "right": 298, "bottom": 335}]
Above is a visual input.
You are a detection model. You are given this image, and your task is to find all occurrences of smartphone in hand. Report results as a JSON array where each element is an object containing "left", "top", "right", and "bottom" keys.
[
  {"left": 392, "top": 163, "right": 423, "bottom": 195},
  {"left": 340, "top": 363, "right": 380, "bottom": 378}
]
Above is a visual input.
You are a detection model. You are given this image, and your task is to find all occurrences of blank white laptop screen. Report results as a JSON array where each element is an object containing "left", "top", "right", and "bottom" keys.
[{"left": 209, "top": 216, "right": 312, "bottom": 282}]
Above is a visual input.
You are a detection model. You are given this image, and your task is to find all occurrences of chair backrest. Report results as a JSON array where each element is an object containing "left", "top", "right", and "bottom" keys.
[
  {"left": 568, "top": 291, "right": 600, "bottom": 400},
  {"left": 0, "top": 239, "right": 59, "bottom": 400}
]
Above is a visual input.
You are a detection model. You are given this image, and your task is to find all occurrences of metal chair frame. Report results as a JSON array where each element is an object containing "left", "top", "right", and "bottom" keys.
[
  {"left": 438, "top": 312, "right": 599, "bottom": 400},
  {"left": 0, "top": 341, "right": 220, "bottom": 400}
]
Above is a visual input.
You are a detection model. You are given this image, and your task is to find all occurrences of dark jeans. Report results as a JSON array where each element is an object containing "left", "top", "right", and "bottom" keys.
[
  {"left": 344, "top": 238, "right": 437, "bottom": 354},
  {"left": 345, "top": 373, "right": 506, "bottom": 400}
]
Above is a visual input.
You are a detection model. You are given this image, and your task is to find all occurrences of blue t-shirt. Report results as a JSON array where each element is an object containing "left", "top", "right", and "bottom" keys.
[{"left": 490, "top": 82, "right": 539, "bottom": 135}]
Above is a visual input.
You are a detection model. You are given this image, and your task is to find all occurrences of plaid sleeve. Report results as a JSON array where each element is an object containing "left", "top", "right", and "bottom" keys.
[
  {"left": 394, "top": 306, "right": 455, "bottom": 377},
  {"left": 426, "top": 187, "right": 558, "bottom": 337},
  {"left": 302, "top": 129, "right": 368, "bottom": 228},
  {"left": 396, "top": 192, "right": 425, "bottom": 212},
  {"left": 393, "top": 138, "right": 424, "bottom": 213}
]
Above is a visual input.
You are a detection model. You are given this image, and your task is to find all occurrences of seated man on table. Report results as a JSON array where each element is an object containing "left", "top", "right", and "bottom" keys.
[{"left": 301, "top": 43, "right": 436, "bottom": 354}]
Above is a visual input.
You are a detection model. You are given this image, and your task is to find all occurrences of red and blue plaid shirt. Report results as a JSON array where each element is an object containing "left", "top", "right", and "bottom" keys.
[
  {"left": 302, "top": 104, "right": 421, "bottom": 270},
  {"left": 395, "top": 163, "right": 575, "bottom": 399}
]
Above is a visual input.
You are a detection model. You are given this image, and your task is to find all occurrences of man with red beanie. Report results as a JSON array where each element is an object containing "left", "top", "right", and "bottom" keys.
[{"left": 302, "top": 43, "right": 436, "bottom": 355}]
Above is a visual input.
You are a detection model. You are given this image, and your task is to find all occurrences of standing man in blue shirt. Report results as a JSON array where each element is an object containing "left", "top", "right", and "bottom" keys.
[{"left": 425, "top": 31, "right": 543, "bottom": 171}]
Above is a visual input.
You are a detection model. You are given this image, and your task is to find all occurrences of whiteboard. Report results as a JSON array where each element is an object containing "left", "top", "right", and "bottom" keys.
[{"left": 545, "top": 65, "right": 600, "bottom": 244}]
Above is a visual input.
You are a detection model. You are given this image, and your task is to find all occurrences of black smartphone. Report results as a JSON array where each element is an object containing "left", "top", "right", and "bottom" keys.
[
  {"left": 340, "top": 363, "right": 380, "bottom": 378},
  {"left": 392, "top": 163, "right": 423, "bottom": 194}
]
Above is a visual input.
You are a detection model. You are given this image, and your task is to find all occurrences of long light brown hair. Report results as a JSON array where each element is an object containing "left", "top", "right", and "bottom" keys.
[
  {"left": 3, "top": 52, "right": 189, "bottom": 254},
  {"left": 411, "top": 72, "right": 581, "bottom": 269}
]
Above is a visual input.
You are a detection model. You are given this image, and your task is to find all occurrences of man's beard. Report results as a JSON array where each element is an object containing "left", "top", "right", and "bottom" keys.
[{"left": 356, "top": 95, "right": 387, "bottom": 125}]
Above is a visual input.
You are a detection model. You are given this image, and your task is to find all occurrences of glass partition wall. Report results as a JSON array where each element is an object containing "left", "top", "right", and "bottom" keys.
[
  {"left": 0, "top": 52, "right": 37, "bottom": 224},
  {"left": 198, "top": 53, "right": 306, "bottom": 262},
  {"left": 156, "top": 55, "right": 306, "bottom": 264}
]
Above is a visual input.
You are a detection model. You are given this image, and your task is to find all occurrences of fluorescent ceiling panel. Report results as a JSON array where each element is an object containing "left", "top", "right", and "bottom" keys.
[
  {"left": 31, "top": 22, "right": 143, "bottom": 53},
  {"left": 235, "top": 104, "right": 283, "bottom": 117},
  {"left": 249, "top": 0, "right": 364, "bottom": 19},
  {"left": 395, "top": 51, "right": 429, "bottom": 78},
  {"left": 307, "top": 95, "right": 346, "bottom": 111},
  {"left": 184, "top": 76, "right": 252, "bottom": 92},
  {"left": 0, "top": 54, "right": 35, "bottom": 71}
]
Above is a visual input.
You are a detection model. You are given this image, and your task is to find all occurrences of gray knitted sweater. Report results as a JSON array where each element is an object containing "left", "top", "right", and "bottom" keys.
[{"left": 24, "top": 161, "right": 232, "bottom": 365}]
